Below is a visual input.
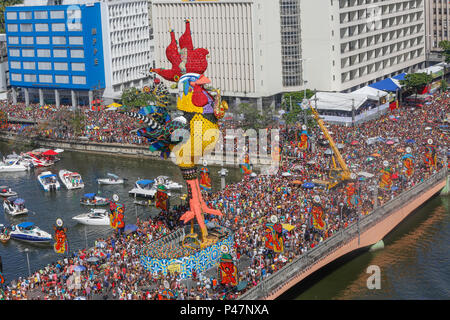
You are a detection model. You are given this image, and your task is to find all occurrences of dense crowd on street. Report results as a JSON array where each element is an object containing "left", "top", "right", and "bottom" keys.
[{"left": 0, "top": 91, "right": 449, "bottom": 300}]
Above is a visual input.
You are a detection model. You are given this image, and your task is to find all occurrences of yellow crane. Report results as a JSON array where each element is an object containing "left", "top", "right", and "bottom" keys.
[{"left": 309, "top": 105, "right": 352, "bottom": 189}]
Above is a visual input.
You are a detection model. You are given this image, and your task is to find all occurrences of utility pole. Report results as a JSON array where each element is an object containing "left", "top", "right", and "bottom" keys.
[{"left": 351, "top": 98, "right": 355, "bottom": 126}]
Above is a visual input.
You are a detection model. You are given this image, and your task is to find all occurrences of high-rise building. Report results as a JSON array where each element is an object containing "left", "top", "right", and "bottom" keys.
[
  {"left": 151, "top": 0, "right": 303, "bottom": 110},
  {"left": 301, "top": 0, "right": 426, "bottom": 93},
  {"left": 425, "top": 0, "right": 450, "bottom": 64},
  {"left": 5, "top": 0, "right": 153, "bottom": 107}
]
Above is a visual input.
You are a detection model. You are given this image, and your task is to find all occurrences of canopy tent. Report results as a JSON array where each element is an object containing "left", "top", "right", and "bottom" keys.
[
  {"left": 42, "top": 150, "right": 58, "bottom": 156},
  {"left": 391, "top": 73, "right": 407, "bottom": 81},
  {"left": 416, "top": 64, "right": 445, "bottom": 79},
  {"left": 310, "top": 92, "right": 368, "bottom": 112},
  {"left": 369, "top": 78, "right": 401, "bottom": 92},
  {"left": 83, "top": 193, "right": 97, "bottom": 199},
  {"left": 352, "top": 86, "right": 388, "bottom": 101},
  {"left": 137, "top": 180, "right": 154, "bottom": 187}
]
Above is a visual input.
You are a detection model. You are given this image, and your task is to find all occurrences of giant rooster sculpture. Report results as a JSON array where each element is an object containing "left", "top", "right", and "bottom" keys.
[{"left": 121, "top": 20, "right": 228, "bottom": 247}]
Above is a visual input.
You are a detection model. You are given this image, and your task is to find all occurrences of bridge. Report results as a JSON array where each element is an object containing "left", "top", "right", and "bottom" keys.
[
  {"left": 7, "top": 117, "right": 39, "bottom": 125},
  {"left": 238, "top": 167, "right": 448, "bottom": 300}
]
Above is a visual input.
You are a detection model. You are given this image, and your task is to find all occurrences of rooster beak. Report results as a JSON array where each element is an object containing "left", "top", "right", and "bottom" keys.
[{"left": 192, "top": 75, "right": 211, "bottom": 86}]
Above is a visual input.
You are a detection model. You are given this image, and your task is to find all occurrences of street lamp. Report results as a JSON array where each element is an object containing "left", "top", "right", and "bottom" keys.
[
  {"left": 24, "top": 248, "right": 31, "bottom": 277},
  {"left": 339, "top": 202, "right": 344, "bottom": 228}
]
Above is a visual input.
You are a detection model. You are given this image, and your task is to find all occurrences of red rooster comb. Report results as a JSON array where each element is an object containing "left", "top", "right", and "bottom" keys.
[{"left": 151, "top": 20, "right": 209, "bottom": 83}]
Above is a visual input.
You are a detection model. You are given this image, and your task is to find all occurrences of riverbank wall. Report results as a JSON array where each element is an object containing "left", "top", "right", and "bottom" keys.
[
  {"left": 238, "top": 168, "right": 448, "bottom": 300},
  {"left": 0, "top": 131, "right": 274, "bottom": 170}
]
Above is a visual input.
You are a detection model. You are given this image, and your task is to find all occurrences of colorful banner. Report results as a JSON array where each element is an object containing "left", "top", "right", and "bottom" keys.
[
  {"left": 109, "top": 201, "right": 125, "bottom": 230},
  {"left": 379, "top": 167, "right": 393, "bottom": 190},
  {"left": 53, "top": 219, "right": 68, "bottom": 254},
  {"left": 156, "top": 185, "right": 169, "bottom": 212},
  {"left": 402, "top": 153, "right": 415, "bottom": 178},
  {"left": 424, "top": 144, "right": 437, "bottom": 170},
  {"left": 199, "top": 166, "right": 212, "bottom": 192},
  {"left": 311, "top": 204, "right": 326, "bottom": 230},
  {"left": 298, "top": 130, "right": 309, "bottom": 150},
  {"left": 217, "top": 253, "right": 238, "bottom": 287},
  {"left": 345, "top": 183, "right": 359, "bottom": 208},
  {"left": 239, "top": 154, "right": 253, "bottom": 175},
  {"left": 264, "top": 223, "right": 284, "bottom": 253}
]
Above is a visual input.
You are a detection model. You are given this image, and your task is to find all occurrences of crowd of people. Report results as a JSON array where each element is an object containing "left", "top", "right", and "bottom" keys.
[{"left": 0, "top": 91, "right": 448, "bottom": 300}]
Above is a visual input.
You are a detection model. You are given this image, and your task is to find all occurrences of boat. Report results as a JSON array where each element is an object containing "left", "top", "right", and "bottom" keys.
[
  {"left": 128, "top": 179, "right": 157, "bottom": 198},
  {"left": 9, "top": 222, "right": 52, "bottom": 243},
  {"left": 0, "top": 224, "right": 10, "bottom": 243},
  {"left": 0, "top": 157, "right": 32, "bottom": 172},
  {"left": 3, "top": 197, "right": 28, "bottom": 216},
  {"left": 37, "top": 171, "right": 61, "bottom": 191},
  {"left": 155, "top": 176, "right": 183, "bottom": 190},
  {"left": 72, "top": 209, "right": 110, "bottom": 226},
  {"left": 80, "top": 193, "right": 109, "bottom": 206},
  {"left": 97, "top": 173, "right": 125, "bottom": 185},
  {"left": 21, "top": 151, "right": 53, "bottom": 167},
  {"left": 59, "top": 170, "right": 84, "bottom": 190},
  {"left": 0, "top": 186, "right": 18, "bottom": 197}
]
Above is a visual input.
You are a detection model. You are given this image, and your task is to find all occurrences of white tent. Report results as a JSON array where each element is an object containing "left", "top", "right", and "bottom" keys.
[
  {"left": 352, "top": 86, "right": 388, "bottom": 101},
  {"left": 311, "top": 92, "right": 368, "bottom": 112}
]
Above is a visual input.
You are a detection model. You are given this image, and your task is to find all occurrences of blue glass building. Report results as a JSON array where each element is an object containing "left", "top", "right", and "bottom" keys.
[{"left": 5, "top": 3, "right": 105, "bottom": 106}]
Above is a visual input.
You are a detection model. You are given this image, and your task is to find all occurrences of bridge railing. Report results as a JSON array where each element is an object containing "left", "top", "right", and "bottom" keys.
[{"left": 238, "top": 168, "right": 447, "bottom": 300}]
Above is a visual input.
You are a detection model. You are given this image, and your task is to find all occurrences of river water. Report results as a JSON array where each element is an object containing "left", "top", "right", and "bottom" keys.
[
  {"left": 1, "top": 141, "right": 449, "bottom": 299},
  {"left": 0, "top": 141, "right": 241, "bottom": 283}
]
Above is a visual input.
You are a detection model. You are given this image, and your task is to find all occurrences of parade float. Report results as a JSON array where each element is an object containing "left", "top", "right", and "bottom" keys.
[{"left": 120, "top": 20, "right": 233, "bottom": 278}]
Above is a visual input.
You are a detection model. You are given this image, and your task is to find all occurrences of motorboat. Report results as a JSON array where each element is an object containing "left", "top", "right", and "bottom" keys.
[
  {"left": 37, "top": 171, "right": 60, "bottom": 191},
  {"left": 155, "top": 175, "right": 183, "bottom": 190},
  {"left": 72, "top": 209, "right": 110, "bottom": 226},
  {"left": 0, "top": 224, "right": 10, "bottom": 243},
  {"left": 21, "top": 150, "right": 56, "bottom": 167},
  {"left": 9, "top": 222, "right": 52, "bottom": 243},
  {"left": 0, "top": 157, "right": 32, "bottom": 172},
  {"left": 80, "top": 193, "right": 109, "bottom": 206},
  {"left": 0, "top": 186, "right": 18, "bottom": 197},
  {"left": 59, "top": 170, "right": 84, "bottom": 190},
  {"left": 3, "top": 197, "right": 28, "bottom": 216},
  {"left": 97, "top": 173, "right": 125, "bottom": 185},
  {"left": 128, "top": 179, "right": 157, "bottom": 198}
]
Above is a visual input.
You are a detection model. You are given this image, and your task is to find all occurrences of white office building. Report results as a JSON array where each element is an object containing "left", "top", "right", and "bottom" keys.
[
  {"left": 151, "top": 0, "right": 304, "bottom": 110},
  {"left": 301, "top": 0, "right": 426, "bottom": 93}
]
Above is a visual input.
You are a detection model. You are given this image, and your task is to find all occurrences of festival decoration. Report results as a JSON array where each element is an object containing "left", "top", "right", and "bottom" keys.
[
  {"left": 199, "top": 165, "right": 212, "bottom": 192},
  {"left": 345, "top": 183, "right": 359, "bottom": 208},
  {"left": 311, "top": 196, "right": 326, "bottom": 230},
  {"left": 120, "top": 19, "right": 227, "bottom": 246},
  {"left": 156, "top": 185, "right": 170, "bottom": 212},
  {"left": 217, "top": 245, "right": 238, "bottom": 286},
  {"left": 424, "top": 139, "right": 437, "bottom": 171},
  {"left": 239, "top": 154, "right": 253, "bottom": 175},
  {"left": 0, "top": 255, "right": 3, "bottom": 285},
  {"left": 0, "top": 110, "right": 8, "bottom": 129},
  {"left": 264, "top": 216, "right": 284, "bottom": 253},
  {"left": 379, "top": 161, "right": 393, "bottom": 190},
  {"left": 109, "top": 194, "right": 125, "bottom": 231},
  {"left": 298, "top": 125, "right": 309, "bottom": 151},
  {"left": 53, "top": 218, "right": 68, "bottom": 254},
  {"left": 402, "top": 147, "right": 415, "bottom": 178}
]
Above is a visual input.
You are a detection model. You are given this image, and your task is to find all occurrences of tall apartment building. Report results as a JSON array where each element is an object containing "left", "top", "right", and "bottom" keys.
[
  {"left": 151, "top": 0, "right": 304, "bottom": 110},
  {"left": 425, "top": 0, "right": 450, "bottom": 64},
  {"left": 5, "top": 0, "right": 153, "bottom": 106},
  {"left": 301, "top": 0, "right": 426, "bottom": 93}
]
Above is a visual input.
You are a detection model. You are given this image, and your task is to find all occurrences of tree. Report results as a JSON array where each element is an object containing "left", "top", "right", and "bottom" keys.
[
  {"left": 0, "top": 1, "right": 23, "bottom": 33},
  {"left": 439, "top": 40, "right": 450, "bottom": 63},
  {"left": 70, "top": 110, "right": 86, "bottom": 137},
  {"left": 282, "top": 90, "right": 315, "bottom": 125},
  {"left": 282, "top": 90, "right": 315, "bottom": 111},
  {"left": 441, "top": 79, "right": 448, "bottom": 92},
  {"left": 399, "top": 73, "right": 433, "bottom": 103}
]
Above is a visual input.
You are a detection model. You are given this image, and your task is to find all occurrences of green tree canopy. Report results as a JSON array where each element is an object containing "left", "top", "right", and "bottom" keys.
[
  {"left": 399, "top": 73, "right": 433, "bottom": 95},
  {"left": 236, "top": 103, "right": 277, "bottom": 130},
  {"left": 0, "top": 1, "right": 23, "bottom": 33},
  {"left": 120, "top": 87, "right": 177, "bottom": 112},
  {"left": 439, "top": 40, "right": 450, "bottom": 63}
]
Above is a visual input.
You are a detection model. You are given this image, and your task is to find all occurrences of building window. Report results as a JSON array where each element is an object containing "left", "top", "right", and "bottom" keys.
[
  {"left": 69, "top": 36, "right": 84, "bottom": 45},
  {"left": 53, "top": 36, "right": 66, "bottom": 45},
  {"left": 11, "top": 73, "right": 22, "bottom": 82},
  {"left": 72, "top": 76, "right": 86, "bottom": 85},
  {"left": 35, "top": 23, "right": 49, "bottom": 32},
  {"left": 39, "top": 74, "right": 53, "bottom": 83},
  {"left": 55, "top": 75, "right": 69, "bottom": 84},
  {"left": 19, "top": 12, "right": 32, "bottom": 20},
  {"left": 20, "top": 24, "right": 33, "bottom": 32},
  {"left": 38, "top": 62, "right": 52, "bottom": 70},
  {"left": 10, "top": 61, "right": 21, "bottom": 69},
  {"left": 52, "top": 23, "right": 66, "bottom": 32},
  {"left": 6, "top": 12, "right": 18, "bottom": 20},
  {"left": 71, "top": 62, "right": 85, "bottom": 71},
  {"left": 50, "top": 11, "right": 65, "bottom": 19},
  {"left": 37, "top": 49, "right": 51, "bottom": 58},
  {"left": 54, "top": 62, "right": 68, "bottom": 71},
  {"left": 7, "top": 24, "right": 18, "bottom": 32},
  {"left": 70, "top": 49, "right": 84, "bottom": 58},
  {"left": 8, "top": 36, "right": 19, "bottom": 45},
  {"left": 21, "top": 36, "right": 34, "bottom": 45},
  {"left": 36, "top": 36, "right": 50, "bottom": 45},
  {"left": 9, "top": 49, "right": 20, "bottom": 57},
  {"left": 24, "top": 74, "right": 37, "bottom": 82},
  {"left": 53, "top": 49, "right": 67, "bottom": 58},
  {"left": 34, "top": 11, "right": 48, "bottom": 20},
  {"left": 22, "top": 49, "right": 34, "bottom": 57},
  {"left": 23, "top": 61, "right": 36, "bottom": 70}
]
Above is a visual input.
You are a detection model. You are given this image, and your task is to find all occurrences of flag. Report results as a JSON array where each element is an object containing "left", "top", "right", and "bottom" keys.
[
  {"left": 264, "top": 223, "right": 284, "bottom": 253},
  {"left": 217, "top": 253, "right": 238, "bottom": 286},
  {"left": 156, "top": 185, "right": 169, "bottom": 212},
  {"left": 199, "top": 166, "right": 212, "bottom": 192},
  {"left": 311, "top": 204, "right": 326, "bottom": 230}
]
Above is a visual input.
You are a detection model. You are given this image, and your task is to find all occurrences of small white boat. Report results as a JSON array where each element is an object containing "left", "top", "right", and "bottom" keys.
[
  {"left": 0, "top": 186, "right": 18, "bottom": 197},
  {"left": 3, "top": 197, "right": 28, "bottom": 216},
  {"left": 72, "top": 209, "right": 110, "bottom": 226},
  {"left": 59, "top": 170, "right": 84, "bottom": 190},
  {"left": 0, "top": 157, "right": 31, "bottom": 172},
  {"left": 97, "top": 173, "right": 125, "bottom": 185},
  {"left": 80, "top": 193, "right": 109, "bottom": 206},
  {"left": 9, "top": 222, "right": 52, "bottom": 243},
  {"left": 21, "top": 151, "right": 54, "bottom": 168},
  {"left": 37, "top": 171, "right": 60, "bottom": 191},
  {"left": 155, "top": 176, "right": 183, "bottom": 190},
  {"left": 129, "top": 179, "right": 157, "bottom": 198}
]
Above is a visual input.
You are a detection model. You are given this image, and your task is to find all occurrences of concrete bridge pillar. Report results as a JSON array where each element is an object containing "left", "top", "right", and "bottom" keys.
[
  {"left": 11, "top": 87, "right": 17, "bottom": 105},
  {"left": 71, "top": 90, "right": 77, "bottom": 109},
  {"left": 24, "top": 88, "right": 30, "bottom": 107},
  {"left": 39, "top": 88, "right": 44, "bottom": 107},
  {"left": 55, "top": 90, "right": 60, "bottom": 108}
]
